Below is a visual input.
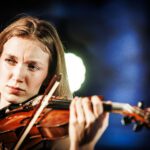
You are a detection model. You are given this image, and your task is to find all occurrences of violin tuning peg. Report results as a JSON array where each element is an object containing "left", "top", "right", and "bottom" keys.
[
  {"left": 121, "top": 116, "right": 132, "bottom": 126},
  {"left": 132, "top": 122, "right": 143, "bottom": 132},
  {"left": 137, "top": 101, "right": 144, "bottom": 109}
]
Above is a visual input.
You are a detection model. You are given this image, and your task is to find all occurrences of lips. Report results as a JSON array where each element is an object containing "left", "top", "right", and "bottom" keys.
[{"left": 7, "top": 85, "right": 25, "bottom": 94}]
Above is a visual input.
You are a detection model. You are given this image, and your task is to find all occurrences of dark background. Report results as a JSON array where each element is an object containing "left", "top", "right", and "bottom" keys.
[{"left": 1, "top": 0, "right": 150, "bottom": 149}]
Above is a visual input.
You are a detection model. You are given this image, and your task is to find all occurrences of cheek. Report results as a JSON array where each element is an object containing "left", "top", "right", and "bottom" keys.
[
  {"left": 0, "top": 64, "right": 8, "bottom": 83},
  {"left": 0, "top": 69, "right": 7, "bottom": 91},
  {"left": 28, "top": 73, "right": 47, "bottom": 91},
  {"left": 30, "top": 80, "right": 43, "bottom": 89}
]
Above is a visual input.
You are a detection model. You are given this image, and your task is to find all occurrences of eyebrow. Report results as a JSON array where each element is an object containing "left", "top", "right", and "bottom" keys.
[
  {"left": 4, "top": 53, "right": 45, "bottom": 66},
  {"left": 5, "top": 54, "right": 17, "bottom": 59}
]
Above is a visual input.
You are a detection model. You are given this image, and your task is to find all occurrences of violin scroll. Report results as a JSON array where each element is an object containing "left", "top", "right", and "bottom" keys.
[{"left": 111, "top": 101, "right": 150, "bottom": 131}]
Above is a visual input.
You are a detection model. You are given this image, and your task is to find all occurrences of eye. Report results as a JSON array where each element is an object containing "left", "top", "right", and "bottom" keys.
[
  {"left": 5, "top": 58, "right": 17, "bottom": 65},
  {"left": 28, "top": 63, "right": 40, "bottom": 71}
]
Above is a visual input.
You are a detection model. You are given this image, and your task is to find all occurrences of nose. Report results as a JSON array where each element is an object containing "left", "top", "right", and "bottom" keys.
[{"left": 12, "top": 64, "right": 26, "bottom": 82}]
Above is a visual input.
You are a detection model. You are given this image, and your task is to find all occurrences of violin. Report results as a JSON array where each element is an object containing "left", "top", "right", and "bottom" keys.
[
  {"left": 0, "top": 74, "right": 150, "bottom": 149},
  {"left": 0, "top": 97, "right": 150, "bottom": 149}
]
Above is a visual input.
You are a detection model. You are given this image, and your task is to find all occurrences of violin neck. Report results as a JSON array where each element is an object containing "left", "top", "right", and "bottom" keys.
[
  {"left": 48, "top": 99, "right": 71, "bottom": 110},
  {"left": 48, "top": 99, "right": 134, "bottom": 115}
]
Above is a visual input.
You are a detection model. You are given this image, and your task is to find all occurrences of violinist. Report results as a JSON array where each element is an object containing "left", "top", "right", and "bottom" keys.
[{"left": 0, "top": 15, "right": 109, "bottom": 150}]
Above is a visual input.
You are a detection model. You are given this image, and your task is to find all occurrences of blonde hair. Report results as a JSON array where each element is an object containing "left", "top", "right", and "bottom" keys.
[{"left": 0, "top": 15, "right": 72, "bottom": 98}]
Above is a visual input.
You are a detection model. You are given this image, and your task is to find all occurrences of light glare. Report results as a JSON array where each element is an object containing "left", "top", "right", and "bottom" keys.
[{"left": 65, "top": 53, "right": 86, "bottom": 93}]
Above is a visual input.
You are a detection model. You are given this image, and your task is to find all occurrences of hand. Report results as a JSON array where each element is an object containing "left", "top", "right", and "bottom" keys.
[
  {"left": 144, "top": 107, "right": 150, "bottom": 128},
  {"left": 69, "top": 96, "right": 109, "bottom": 150}
]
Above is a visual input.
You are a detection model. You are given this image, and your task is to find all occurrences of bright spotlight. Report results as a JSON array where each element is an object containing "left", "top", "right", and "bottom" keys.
[{"left": 65, "top": 53, "right": 86, "bottom": 93}]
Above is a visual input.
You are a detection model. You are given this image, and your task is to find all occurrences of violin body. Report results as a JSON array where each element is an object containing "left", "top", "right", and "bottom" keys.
[{"left": 0, "top": 107, "right": 69, "bottom": 149}]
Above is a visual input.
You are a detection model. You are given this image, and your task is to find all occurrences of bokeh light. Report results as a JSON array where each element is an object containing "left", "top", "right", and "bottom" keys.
[{"left": 65, "top": 52, "right": 86, "bottom": 93}]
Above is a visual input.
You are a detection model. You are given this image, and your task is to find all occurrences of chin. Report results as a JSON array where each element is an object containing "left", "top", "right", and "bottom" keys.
[{"left": 5, "top": 94, "right": 24, "bottom": 104}]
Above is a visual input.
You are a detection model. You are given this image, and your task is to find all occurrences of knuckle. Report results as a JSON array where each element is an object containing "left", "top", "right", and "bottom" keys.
[
  {"left": 82, "top": 97, "right": 90, "bottom": 106},
  {"left": 91, "top": 97, "right": 101, "bottom": 107},
  {"left": 76, "top": 98, "right": 82, "bottom": 105},
  {"left": 70, "top": 119, "right": 78, "bottom": 126},
  {"left": 78, "top": 119, "right": 85, "bottom": 125},
  {"left": 87, "top": 116, "right": 95, "bottom": 125},
  {"left": 91, "top": 95, "right": 101, "bottom": 103}
]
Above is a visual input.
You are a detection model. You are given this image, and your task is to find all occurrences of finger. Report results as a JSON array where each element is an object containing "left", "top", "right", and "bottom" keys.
[
  {"left": 91, "top": 95, "right": 103, "bottom": 118},
  {"left": 75, "top": 97, "right": 85, "bottom": 126},
  {"left": 97, "top": 101, "right": 111, "bottom": 127},
  {"left": 82, "top": 97, "right": 95, "bottom": 128},
  {"left": 69, "top": 98, "right": 77, "bottom": 124},
  {"left": 145, "top": 107, "right": 150, "bottom": 112},
  {"left": 98, "top": 112, "right": 109, "bottom": 131},
  {"left": 95, "top": 102, "right": 110, "bottom": 130}
]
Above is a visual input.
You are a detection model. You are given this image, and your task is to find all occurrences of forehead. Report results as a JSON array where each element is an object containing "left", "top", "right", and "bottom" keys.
[{"left": 2, "top": 37, "right": 50, "bottom": 60}]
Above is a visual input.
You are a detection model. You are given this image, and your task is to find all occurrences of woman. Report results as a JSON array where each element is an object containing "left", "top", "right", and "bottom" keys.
[{"left": 0, "top": 15, "right": 109, "bottom": 150}]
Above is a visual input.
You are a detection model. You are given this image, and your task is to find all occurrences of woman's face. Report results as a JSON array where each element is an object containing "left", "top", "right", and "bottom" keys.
[{"left": 0, "top": 36, "right": 49, "bottom": 104}]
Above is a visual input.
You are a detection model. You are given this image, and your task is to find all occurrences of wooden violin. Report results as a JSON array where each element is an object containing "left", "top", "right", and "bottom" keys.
[
  {"left": 0, "top": 97, "right": 150, "bottom": 149},
  {"left": 0, "top": 74, "right": 150, "bottom": 149}
]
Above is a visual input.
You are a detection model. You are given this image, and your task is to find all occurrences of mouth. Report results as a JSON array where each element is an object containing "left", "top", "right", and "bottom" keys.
[{"left": 7, "top": 85, "right": 25, "bottom": 94}]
